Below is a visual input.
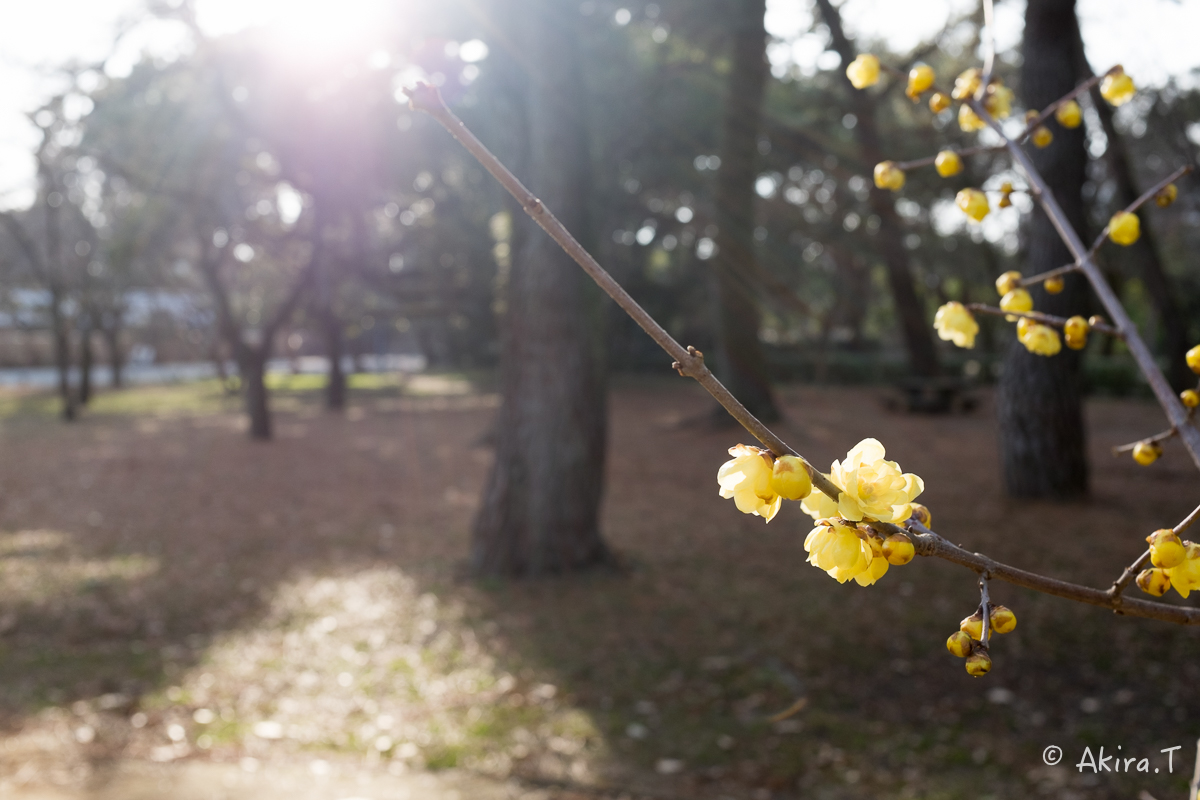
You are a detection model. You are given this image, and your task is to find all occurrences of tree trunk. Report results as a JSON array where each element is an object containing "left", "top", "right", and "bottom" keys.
[
  {"left": 997, "top": 0, "right": 1089, "bottom": 498},
  {"left": 324, "top": 313, "right": 346, "bottom": 409},
  {"left": 103, "top": 321, "right": 123, "bottom": 389},
  {"left": 79, "top": 322, "right": 94, "bottom": 405},
  {"left": 241, "top": 349, "right": 272, "bottom": 441},
  {"left": 710, "top": 0, "right": 780, "bottom": 423},
  {"left": 1083, "top": 72, "right": 1191, "bottom": 390},
  {"left": 471, "top": 0, "right": 608, "bottom": 577},
  {"left": 49, "top": 288, "right": 76, "bottom": 421},
  {"left": 814, "top": 0, "right": 941, "bottom": 379}
]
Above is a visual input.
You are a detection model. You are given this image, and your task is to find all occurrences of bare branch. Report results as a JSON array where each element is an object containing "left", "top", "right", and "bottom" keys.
[
  {"left": 966, "top": 303, "right": 1123, "bottom": 338},
  {"left": 1086, "top": 165, "right": 1191, "bottom": 258}
]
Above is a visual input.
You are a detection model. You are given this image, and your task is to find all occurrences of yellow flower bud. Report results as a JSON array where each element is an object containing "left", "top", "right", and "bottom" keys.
[
  {"left": 874, "top": 161, "right": 905, "bottom": 191},
  {"left": 933, "top": 301, "right": 979, "bottom": 349},
  {"left": 908, "top": 503, "right": 931, "bottom": 528},
  {"left": 965, "top": 650, "right": 992, "bottom": 677},
  {"left": 906, "top": 63, "right": 935, "bottom": 100},
  {"left": 1063, "top": 316, "right": 1089, "bottom": 339},
  {"left": 1100, "top": 69, "right": 1135, "bottom": 106},
  {"left": 994, "top": 271, "right": 1022, "bottom": 297},
  {"left": 1136, "top": 568, "right": 1171, "bottom": 597},
  {"left": 934, "top": 150, "right": 963, "bottom": 177},
  {"left": 958, "top": 103, "right": 985, "bottom": 132},
  {"left": 1132, "top": 441, "right": 1161, "bottom": 466},
  {"left": 1065, "top": 332, "right": 1087, "bottom": 351},
  {"left": 1032, "top": 126, "right": 1053, "bottom": 148},
  {"left": 951, "top": 68, "right": 982, "bottom": 100},
  {"left": 983, "top": 83, "right": 1014, "bottom": 119},
  {"left": 999, "top": 287, "right": 1033, "bottom": 316},
  {"left": 1020, "top": 324, "right": 1062, "bottom": 357},
  {"left": 1108, "top": 211, "right": 1140, "bottom": 245},
  {"left": 1155, "top": 183, "right": 1178, "bottom": 208},
  {"left": 770, "top": 455, "right": 812, "bottom": 501},
  {"left": 1044, "top": 276, "right": 1064, "bottom": 294},
  {"left": 956, "top": 188, "right": 989, "bottom": 221},
  {"left": 1181, "top": 389, "right": 1199, "bottom": 409},
  {"left": 846, "top": 54, "right": 880, "bottom": 89},
  {"left": 1055, "top": 100, "right": 1082, "bottom": 129},
  {"left": 1186, "top": 344, "right": 1200, "bottom": 375},
  {"left": 1016, "top": 317, "right": 1034, "bottom": 341},
  {"left": 988, "top": 605, "right": 1017, "bottom": 634},
  {"left": 882, "top": 533, "right": 915, "bottom": 566},
  {"left": 1147, "top": 529, "right": 1187, "bottom": 569},
  {"left": 929, "top": 91, "right": 951, "bottom": 113},
  {"left": 960, "top": 611, "right": 984, "bottom": 641},
  {"left": 946, "top": 630, "right": 972, "bottom": 658}
]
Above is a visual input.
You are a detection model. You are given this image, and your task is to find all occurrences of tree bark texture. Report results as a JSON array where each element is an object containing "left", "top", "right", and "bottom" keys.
[
  {"left": 711, "top": 0, "right": 781, "bottom": 422},
  {"left": 997, "top": 0, "right": 1089, "bottom": 498},
  {"left": 814, "top": 0, "right": 941, "bottom": 379},
  {"left": 241, "top": 350, "right": 272, "bottom": 441},
  {"left": 470, "top": 0, "right": 608, "bottom": 577},
  {"left": 50, "top": 289, "right": 76, "bottom": 421}
]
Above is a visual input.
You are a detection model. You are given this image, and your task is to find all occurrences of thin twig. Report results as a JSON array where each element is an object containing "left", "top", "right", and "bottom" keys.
[
  {"left": 892, "top": 143, "right": 1003, "bottom": 171},
  {"left": 410, "top": 82, "right": 1200, "bottom": 628},
  {"left": 1018, "top": 263, "right": 1080, "bottom": 288},
  {"left": 966, "top": 304, "right": 1123, "bottom": 338},
  {"left": 1086, "top": 165, "right": 1192, "bottom": 258},
  {"left": 1112, "top": 426, "right": 1181, "bottom": 455},
  {"left": 1108, "top": 550, "right": 1150, "bottom": 601},
  {"left": 1176, "top": 502, "right": 1200, "bottom": 537},
  {"left": 978, "top": 574, "right": 992, "bottom": 646},
  {"left": 1013, "top": 70, "right": 1112, "bottom": 143},
  {"left": 967, "top": 94, "right": 1200, "bottom": 471}
]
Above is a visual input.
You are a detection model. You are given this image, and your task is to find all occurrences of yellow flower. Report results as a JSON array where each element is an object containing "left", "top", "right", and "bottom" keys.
[
  {"left": 1186, "top": 344, "right": 1200, "bottom": 374},
  {"left": 928, "top": 91, "right": 951, "bottom": 113},
  {"left": 934, "top": 150, "right": 962, "bottom": 177},
  {"left": 994, "top": 271, "right": 1022, "bottom": 296},
  {"left": 1055, "top": 100, "right": 1082, "bottom": 128},
  {"left": 1032, "top": 126, "right": 1053, "bottom": 148},
  {"left": 965, "top": 650, "right": 992, "bottom": 676},
  {"left": 1166, "top": 542, "right": 1200, "bottom": 598},
  {"left": 960, "top": 612, "right": 984, "bottom": 640},
  {"left": 958, "top": 103, "right": 985, "bottom": 132},
  {"left": 1016, "top": 317, "right": 1034, "bottom": 341},
  {"left": 770, "top": 455, "right": 812, "bottom": 501},
  {"left": 906, "top": 63, "right": 935, "bottom": 99},
  {"left": 827, "top": 438, "right": 924, "bottom": 523},
  {"left": 951, "top": 68, "right": 981, "bottom": 100},
  {"left": 717, "top": 444, "right": 781, "bottom": 522},
  {"left": 983, "top": 82, "right": 1014, "bottom": 119},
  {"left": 1063, "top": 315, "right": 1088, "bottom": 350},
  {"left": 1181, "top": 389, "right": 1199, "bottom": 409},
  {"left": 956, "top": 188, "right": 989, "bottom": 221},
  {"left": 1100, "top": 68, "right": 1135, "bottom": 106},
  {"left": 804, "top": 519, "right": 872, "bottom": 583},
  {"left": 988, "top": 605, "right": 1017, "bottom": 634},
  {"left": 873, "top": 161, "right": 905, "bottom": 191},
  {"left": 933, "top": 301, "right": 979, "bottom": 349},
  {"left": 946, "top": 631, "right": 972, "bottom": 658},
  {"left": 1044, "top": 275, "right": 1064, "bottom": 294},
  {"left": 1136, "top": 568, "right": 1171, "bottom": 597},
  {"left": 800, "top": 485, "right": 839, "bottom": 522},
  {"left": 999, "top": 287, "right": 1032, "bottom": 318},
  {"left": 846, "top": 54, "right": 880, "bottom": 89},
  {"left": 1020, "top": 323, "right": 1062, "bottom": 357},
  {"left": 1132, "top": 441, "right": 1161, "bottom": 466},
  {"left": 1108, "top": 211, "right": 1140, "bottom": 245},
  {"left": 882, "top": 532, "right": 915, "bottom": 565},
  {"left": 1147, "top": 529, "right": 1186, "bottom": 569},
  {"left": 1155, "top": 184, "right": 1177, "bottom": 208}
]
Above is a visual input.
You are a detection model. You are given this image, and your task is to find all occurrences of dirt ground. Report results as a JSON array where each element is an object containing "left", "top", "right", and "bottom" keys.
[{"left": 0, "top": 375, "right": 1197, "bottom": 800}]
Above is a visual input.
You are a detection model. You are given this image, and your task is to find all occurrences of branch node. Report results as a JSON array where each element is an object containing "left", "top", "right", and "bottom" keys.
[{"left": 405, "top": 82, "right": 445, "bottom": 114}]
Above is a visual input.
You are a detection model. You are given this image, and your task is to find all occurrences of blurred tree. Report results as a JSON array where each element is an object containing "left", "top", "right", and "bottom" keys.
[
  {"left": 470, "top": 0, "right": 609, "bottom": 576},
  {"left": 996, "top": 0, "right": 1089, "bottom": 498}
]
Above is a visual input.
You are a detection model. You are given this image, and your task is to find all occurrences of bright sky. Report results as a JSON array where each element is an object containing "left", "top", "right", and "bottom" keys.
[{"left": 1, "top": 0, "right": 1199, "bottom": 207}]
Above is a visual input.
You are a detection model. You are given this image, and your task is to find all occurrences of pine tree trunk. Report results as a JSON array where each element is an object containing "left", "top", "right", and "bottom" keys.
[
  {"left": 997, "top": 0, "right": 1088, "bottom": 498},
  {"left": 79, "top": 323, "right": 93, "bottom": 405},
  {"left": 104, "top": 322, "right": 123, "bottom": 389},
  {"left": 814, "top": 0, "right": 941, "bottom": 379},
  {"left": 470, "top": 0, "right": 608, "bottom": 577},
  {"left": 241, "top": 350, "right": 272, "bottom": 441},
  {"left": 710, "top": 0, "right": 780, "bottom": 423}
]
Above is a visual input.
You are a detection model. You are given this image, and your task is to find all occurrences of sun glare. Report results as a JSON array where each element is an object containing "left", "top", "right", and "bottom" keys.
[{"left": 196, "top": 0, "right": 394, "bottom": 57}]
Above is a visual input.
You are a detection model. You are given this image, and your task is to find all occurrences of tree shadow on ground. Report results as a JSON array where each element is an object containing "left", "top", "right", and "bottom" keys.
[{"left": 0, "top": 377, "right": 1196, "bottom": 800}]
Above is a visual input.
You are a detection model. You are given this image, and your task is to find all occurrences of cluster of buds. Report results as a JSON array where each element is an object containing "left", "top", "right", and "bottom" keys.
[
  {"left": 1131, "top": 345, "right": 1200, "bottom": 466},
  {"left": 1137, "top": 530, "right": 1200, "bottom": 598},
  {"left": 946, "top": 602, "right": 1017, "bottom": 676}
]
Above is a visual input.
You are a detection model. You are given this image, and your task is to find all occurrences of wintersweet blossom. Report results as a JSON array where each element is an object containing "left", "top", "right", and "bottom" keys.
[
  {"left": 825, "top": 438, "right": 924, "bottom": 523},
  {"left": 846, "top": 54, "right": 880, "bottom": 89},
  {"left": 933, "top": 302, "right": 979, "bottom": 349},
  {"left": 718, "top": 444, "right": 781, "bottom": 522},
  {"left": 1019, "top": 323, "right": 1062, "bottom": 357},
  {"left": 804, "top": 520, "right": 889, "bottom": 586},
  {"left": 1166, "top": 542, "right": 1200, "bottom": 598}
]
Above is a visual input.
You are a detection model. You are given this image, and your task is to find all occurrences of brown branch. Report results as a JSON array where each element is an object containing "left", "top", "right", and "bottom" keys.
[
  {"left": 1087, "top": 165, "right": 1192, "bottom": 258},
  {"left": 967, "top": 95, "right": 1200, "bottom": 471},
  {"left": 891, "top": 143, "right": 1004, "bottom": 171},
  {"left": 1111, "top": 408, "right": 1196, "bottom": 455},
  {"left": 1018, "top": 262, "right": 1080, "bottom": 289},
  {"left": 966, "top": 303, "right": 1123, "bottom": 338},
  {"left": 1108, "top": 550, "right": 1150, "bottom": 601}
]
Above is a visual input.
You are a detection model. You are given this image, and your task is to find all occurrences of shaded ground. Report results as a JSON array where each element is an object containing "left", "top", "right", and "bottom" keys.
[{"left": 0, "top": 375, "right": 1197, "bottom": 800}]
